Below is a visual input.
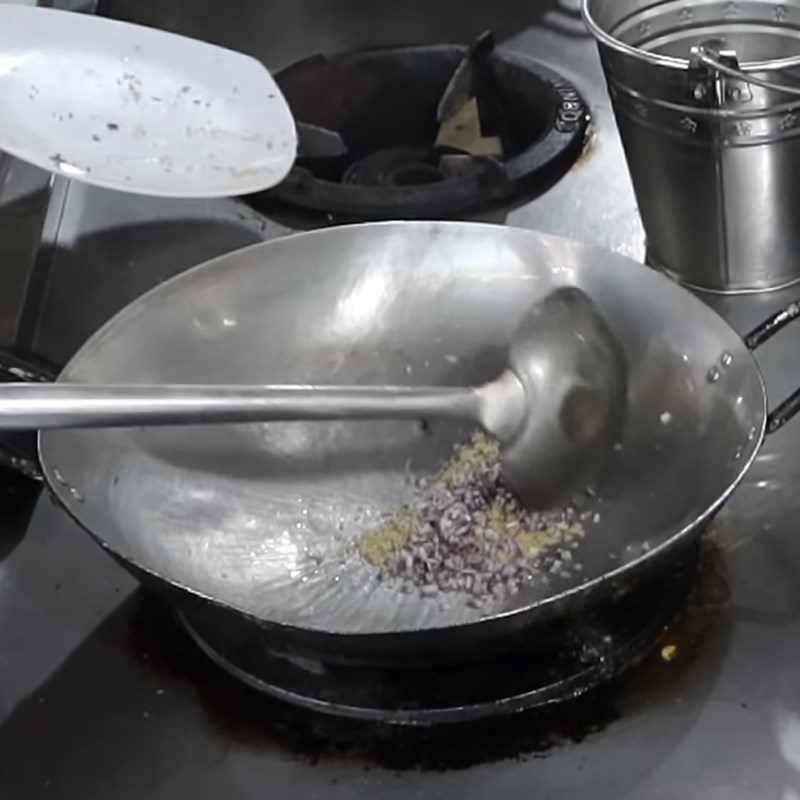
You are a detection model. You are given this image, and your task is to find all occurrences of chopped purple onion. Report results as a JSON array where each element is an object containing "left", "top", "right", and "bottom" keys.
[{"left": 364, "top": 434, "right": 587, "bottom": 603}]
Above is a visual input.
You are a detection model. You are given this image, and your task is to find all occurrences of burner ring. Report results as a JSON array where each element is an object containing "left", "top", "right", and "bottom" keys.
[
  {"left": 342, "top": 147, "right": 450, "bottom": 187},
  {"left": 388, "top": 163, "right": 444, "bottom": 186},
  {"left": 177, "top": 544, "right": 698, "bottom": 725},
  {"left": 246, "top": 45, "right": 589, "bottom": 220}
]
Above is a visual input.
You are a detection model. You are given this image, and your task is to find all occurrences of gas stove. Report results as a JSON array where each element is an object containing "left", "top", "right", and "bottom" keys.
[
  {"left": 2, "top": 1, "right": 800, "bottom": 798},
  {"left": 252, "top": 37, "right": 589, "bottom": 220}
]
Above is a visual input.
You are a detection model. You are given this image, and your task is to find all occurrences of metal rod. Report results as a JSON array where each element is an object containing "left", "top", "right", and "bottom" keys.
[{"left": 0, "top": 383, "right": 483, "bottom": 430}]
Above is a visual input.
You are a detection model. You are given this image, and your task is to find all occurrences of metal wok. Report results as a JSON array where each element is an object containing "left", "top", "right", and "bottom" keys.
[{"left": 30, "top": 222, "right": 799, "bottom": 667}]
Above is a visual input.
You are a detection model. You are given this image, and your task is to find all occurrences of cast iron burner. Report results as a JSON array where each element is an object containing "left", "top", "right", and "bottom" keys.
[
  {"left": 178, "top": 544, "right": 698, "bottom": 726},
  {"left": 342, "top": 146, "right": 467, "bottom": 187},
  {"left": 247, "top": 37, "right": 589, "bottom": 220}
]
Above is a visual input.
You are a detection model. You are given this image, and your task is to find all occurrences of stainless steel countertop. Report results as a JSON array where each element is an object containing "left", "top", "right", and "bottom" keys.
[{"left": 3, "top": 1, "right": 800, "bottom": 798}]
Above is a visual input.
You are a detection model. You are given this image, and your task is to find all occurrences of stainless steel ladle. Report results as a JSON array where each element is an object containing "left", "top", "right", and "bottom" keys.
[{"left": 0, "top": 288, "right": 626, "bottom": 506}]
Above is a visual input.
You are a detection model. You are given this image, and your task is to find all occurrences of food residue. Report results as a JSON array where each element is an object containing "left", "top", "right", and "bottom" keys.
[
  {"left": 357, "top": 431, "right": 593, "bottom": 605},
  {"left": 660, "top": 644, "right": 678, "bottom": 662}
]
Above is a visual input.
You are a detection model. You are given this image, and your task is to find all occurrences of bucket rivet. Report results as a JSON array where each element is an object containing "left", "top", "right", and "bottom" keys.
[{"left": 693, "top": 84, "right": 706, "bottom": 100}]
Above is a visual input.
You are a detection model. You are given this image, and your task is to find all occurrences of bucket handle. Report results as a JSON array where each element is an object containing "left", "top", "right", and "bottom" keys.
[{"left": 692, "top": 44, "right": 800, "bottom": 98}]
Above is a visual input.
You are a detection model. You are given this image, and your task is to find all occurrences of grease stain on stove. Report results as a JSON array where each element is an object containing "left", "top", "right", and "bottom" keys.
[
  {"left": 572, "top": 129, "right": 596, "bottom": 169},
  {"left": 612, "top": 534, "right": 732, "bottom": 717},
  {"left": 126, "top": 534, "right": 730, "bottom": 772}
]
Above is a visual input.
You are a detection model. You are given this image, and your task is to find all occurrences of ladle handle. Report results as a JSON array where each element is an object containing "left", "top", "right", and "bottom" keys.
[
  {"left": 0, "top": 349, "right": 59, "bottom": 480},
  {"left": 0, "top": 383, "right": 484, "bottom": 430}
]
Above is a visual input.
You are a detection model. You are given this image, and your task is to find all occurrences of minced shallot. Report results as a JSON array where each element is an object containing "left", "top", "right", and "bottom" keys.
[{"left": 357, "top": 432, "right": 588, "bottom": 604}]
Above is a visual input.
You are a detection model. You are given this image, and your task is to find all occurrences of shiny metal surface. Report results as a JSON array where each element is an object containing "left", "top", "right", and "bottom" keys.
[
  {"left": 693, "top": 43, "right": 800, "bottom": 96},
  {"left": 0, "top": 159, "right": 54, "bottom": 346},
  {"left": 4, "top": 287, "right": 626, "bottom": 509},
  {"left": 0, "top": 382, "right": 512, "bottom": 431},
  {"left": 500, "top": 286, "right": 627, "bottom": 507},
  {"left": 38, "top": 223, "right": 763, "bottom": 652},
  {"left": 6, "top": 2, "right": 800, "bottom": 798},
  {"left": 26, "top": 2, "right": 644, "bottom": 367},
  {"left": 584, "top": 0, "right": 800, "bottom": 292}
]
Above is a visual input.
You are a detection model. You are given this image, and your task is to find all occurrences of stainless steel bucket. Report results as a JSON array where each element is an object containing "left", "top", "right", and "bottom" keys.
[{"left": 583, "top": 0, "right": 800, "bottom": 293}]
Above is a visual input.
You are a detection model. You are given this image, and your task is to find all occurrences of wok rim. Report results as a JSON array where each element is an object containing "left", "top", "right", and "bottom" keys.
[{"left": 38, "top": 221, "right": 768, "bottom": 638}]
